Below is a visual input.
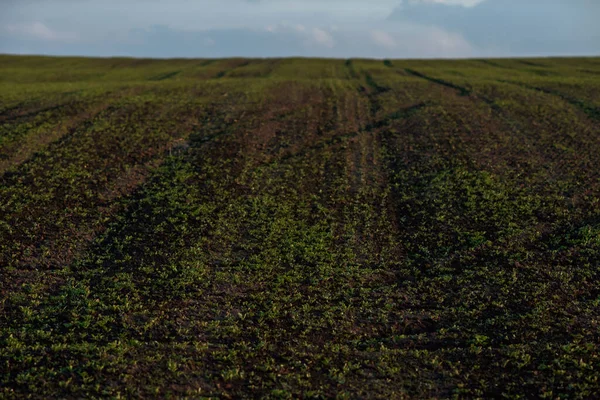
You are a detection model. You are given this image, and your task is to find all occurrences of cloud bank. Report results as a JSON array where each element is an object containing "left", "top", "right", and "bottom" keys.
[{"left": 0, "top": 0, "right": 598, "bottom": 58}]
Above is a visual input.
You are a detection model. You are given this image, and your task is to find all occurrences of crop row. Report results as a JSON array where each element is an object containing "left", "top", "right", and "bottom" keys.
[{"left": 1, "top": 56, "right": 599, "bottom": 398}]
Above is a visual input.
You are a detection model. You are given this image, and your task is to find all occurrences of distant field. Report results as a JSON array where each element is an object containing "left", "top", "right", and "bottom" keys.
[{"left": 1, "top": 54, "right": 600, "bottom": 398}]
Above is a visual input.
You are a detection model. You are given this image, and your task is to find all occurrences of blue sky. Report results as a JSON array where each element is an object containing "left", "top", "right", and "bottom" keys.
[{"left": 1, "top": 0, "right": 599, "bottom": 59}]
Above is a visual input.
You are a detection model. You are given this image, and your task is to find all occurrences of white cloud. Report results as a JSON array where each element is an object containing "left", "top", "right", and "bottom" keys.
[
  {"left": 336, "top": 23, "right": 474, "bottom": 58},
  {"left": 421, "top": 26, "right": 473, "bottom": 56},
  {"left": 264, "top": 22, "right": 305, "bottom": 33},
  {"left": 407, "top": 0, "right": 486, "bottom": 7},
  {"left": 5, "top": 21, "right": 77, "bottom": 42},
  {"left": 262, "top": 23, "right": 336, "bottom": 50},
  {"left": 371, "top": 30, "right": 396, "bottom": 48},
  {"left": 311, "top": 27, "right": 334, "bottom": 48}
]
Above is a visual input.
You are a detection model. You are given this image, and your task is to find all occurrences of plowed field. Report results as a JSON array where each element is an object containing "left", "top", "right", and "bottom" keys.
[{"left": 2, "top": 55, "right": 600, "bottom": 398}]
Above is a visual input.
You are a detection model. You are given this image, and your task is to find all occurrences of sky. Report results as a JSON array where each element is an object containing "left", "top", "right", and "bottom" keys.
[{"left": 1, "top": 0, "right": 599, "bottom": 59}]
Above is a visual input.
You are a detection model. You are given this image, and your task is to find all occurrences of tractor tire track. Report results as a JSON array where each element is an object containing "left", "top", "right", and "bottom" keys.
[{"left": 499, "top": 79, "right": 600, "bottom": 122}]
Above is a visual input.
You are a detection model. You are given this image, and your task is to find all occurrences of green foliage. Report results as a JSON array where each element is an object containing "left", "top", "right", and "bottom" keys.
[{"left": 1, "top": 55, "right": 600, "bottom": 398}]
